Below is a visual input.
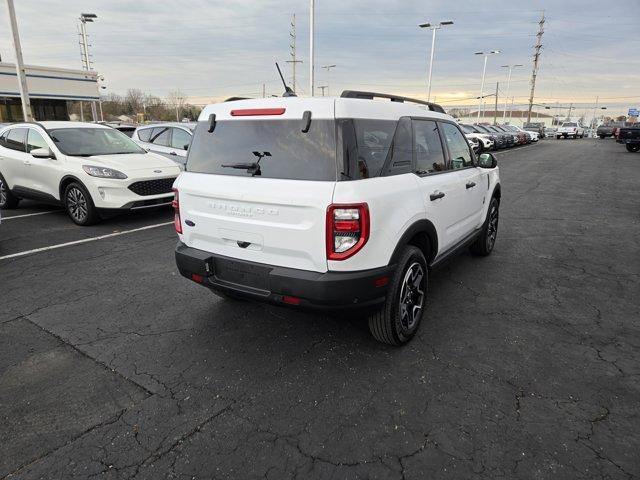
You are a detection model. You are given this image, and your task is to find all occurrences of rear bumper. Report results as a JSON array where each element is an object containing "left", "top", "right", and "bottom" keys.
[{"left": 175, "top": 242, "right": 393, "bottom": 310}]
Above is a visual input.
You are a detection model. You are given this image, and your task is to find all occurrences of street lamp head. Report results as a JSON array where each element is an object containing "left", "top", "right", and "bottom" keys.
[
  {"left": 419, "top": 23, "right": 431, "bottom": 28},
  {"left": 474, "top": 51, "right": 484, "bottom": 55},
  {"left": 440, "top": 21, "right": 454, "bottom": 25},
  {"left": 80, "top": 13, "right": 97, "bottom": 22},
  {"left": 491, "top": 50, "right": 501, "bottom": 54}
]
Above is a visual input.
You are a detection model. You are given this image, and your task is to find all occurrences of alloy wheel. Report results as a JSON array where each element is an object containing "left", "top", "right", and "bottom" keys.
[
  {"left": 399, "top": 262, "right": 425, "bottom": 331},
  {"left": 67, "top": 187, "right": 88, "bottom": 223}
]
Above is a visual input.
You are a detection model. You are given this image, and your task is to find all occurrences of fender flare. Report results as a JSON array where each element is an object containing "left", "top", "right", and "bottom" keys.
[
  {"left": 389, "top": 219, "right": 439, "bottom": 266},
  {"left": 59, "top": 174, "right": 90, "bottom": 202}
]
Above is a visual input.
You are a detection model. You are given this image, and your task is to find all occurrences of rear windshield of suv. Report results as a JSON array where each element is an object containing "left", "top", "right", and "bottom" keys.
[{"left": 187, "top": 119, "right": 338, "bottom": 181}]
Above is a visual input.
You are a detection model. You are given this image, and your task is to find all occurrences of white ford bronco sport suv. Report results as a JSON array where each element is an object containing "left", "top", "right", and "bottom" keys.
[
  {"left": 174, "top": 91, "right": 501, "bottom": 345},
  {"left": 0, "top": 122, "right": 180, "bottom": 225}
]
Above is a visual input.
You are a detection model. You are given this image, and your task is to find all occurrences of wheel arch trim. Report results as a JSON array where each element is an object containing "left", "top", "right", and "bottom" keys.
[{"left": 389, "top": 219, "right": 439, "bottom": 267}]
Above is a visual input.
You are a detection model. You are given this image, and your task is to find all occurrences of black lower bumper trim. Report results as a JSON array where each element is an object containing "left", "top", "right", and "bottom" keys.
[{"left": 175, "top": 242, "right": 393, "bottom": 309}]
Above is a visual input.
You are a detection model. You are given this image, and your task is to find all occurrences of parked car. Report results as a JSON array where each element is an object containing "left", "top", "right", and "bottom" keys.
[
  {"left": 523, "top": 122, "right": 546, "bottom": 138},
  {"left": 503, "top": 124, "right": 538, "bottom": 142},
  {"left": 616, "top": 124, "right": 640, "bottom": 152},
  {"left": 459, "top": 124, "right": 495, "bottom": 152},
  {"left": 482, "top": 125, "right": 516, "bottom": 148},
  {"left": 545, "top": 126, "right": 557, "bottom": 137},
  {"left": 173, "top": 92, "right": 501, "bottom": 345},
  {"left": 495, "top": 125, "right": 528, "bottom": 145},
  {"left": 468, "top": 124, "right": 506, "bottom": 149},
  {"left": 0, "top": 122, "right": 180, "bottom": 225},
  {"left": 132, "top": 123, "right": 196, "bottom": 169},
  {"left": 465, "top": 135, "right": 480, "bottom": 154},
  {"left": 556, "top": 122, "right": 585, "bottom": 139}
]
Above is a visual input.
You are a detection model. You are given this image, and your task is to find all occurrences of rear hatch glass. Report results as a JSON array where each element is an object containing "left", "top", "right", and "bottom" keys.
[{"left": 187, "top": 119, "right": 337, "bottom": 181}]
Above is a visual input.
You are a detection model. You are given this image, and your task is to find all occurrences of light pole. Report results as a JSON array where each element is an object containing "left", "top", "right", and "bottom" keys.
[
  {"left": 322, "top": 64, "right": 336, "bottom": 96},
  {"left": 501, "top": 64, "right": 522, "bottom": 123},
  {"left": 309, "top": 0, "right": 315, "bottom": 96},
  {"left": 5, "top": 0, "right": 32, "bottom": 121},
  {"left": 475, "top": 50, "right": 500, "bottom": 123},
  {"left": 79, "top": 13, "right": 98, "bottom": 121},
  {"left": 419, "top": 20, "right": 453, "bottom": 102}
]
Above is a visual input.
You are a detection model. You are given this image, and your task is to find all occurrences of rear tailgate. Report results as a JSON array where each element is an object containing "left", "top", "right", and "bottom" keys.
[
  {"left": 174, "top": 98, "right": 338, "bottom": 273},
  {"left": 175, "top": 174, "right": 334, "bottom": 272},
  {"left": 619, "top": 127, "right": 640, "bottom": 140}
]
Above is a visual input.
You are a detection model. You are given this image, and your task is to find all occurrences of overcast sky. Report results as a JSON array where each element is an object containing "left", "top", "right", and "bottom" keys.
[{"left": 1, "top": 0, "right": 638, "bottom": 114}]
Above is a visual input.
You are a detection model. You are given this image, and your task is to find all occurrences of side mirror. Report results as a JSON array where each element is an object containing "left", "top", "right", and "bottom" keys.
[
  {"left": 478, "top": 152, "right": 497, "bottom": 169},
  {"left": 31, "top": 147, "right": 54, "bottom": 159},
  {"left": 183, "top": 144, "right": 189, "bottom": 151}
]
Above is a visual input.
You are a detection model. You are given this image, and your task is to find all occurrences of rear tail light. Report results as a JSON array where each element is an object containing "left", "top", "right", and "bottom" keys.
[
  {"left": 326, "top": 203, "right": 369, "bottom": 260},
  {"left": 172, "top": 188, "right": 182, "bottom": 234}
]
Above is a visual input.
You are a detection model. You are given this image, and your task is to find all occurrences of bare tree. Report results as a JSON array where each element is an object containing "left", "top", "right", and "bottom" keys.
[
  {"left": 124, "top": 89, "right": 145, "bottom": 117},
  {"left": 167, "top": 90, "right": 186, "bottom": 122}
]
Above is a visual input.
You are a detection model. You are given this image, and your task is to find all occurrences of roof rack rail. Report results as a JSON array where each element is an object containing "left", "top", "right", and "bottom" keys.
[
  {"left": 224, "top": 96, "right": 251, "bottom": 102},
  {"left": 340, "top": 90, "right": 446, "bottom": 114}
]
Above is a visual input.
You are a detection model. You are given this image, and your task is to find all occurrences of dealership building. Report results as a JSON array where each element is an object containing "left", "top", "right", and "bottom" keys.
[{"left": 0, "top": 62, "right": 100, "bottom": 122}]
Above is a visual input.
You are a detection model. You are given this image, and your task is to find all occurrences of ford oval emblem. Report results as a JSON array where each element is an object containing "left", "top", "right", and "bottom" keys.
[{"left": 154, "top": 170, "right": 162, "bottom": 173}]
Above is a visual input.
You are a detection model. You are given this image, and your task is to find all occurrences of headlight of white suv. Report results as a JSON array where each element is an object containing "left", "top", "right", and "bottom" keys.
[{"left": 82, "top": 165, "right": 127, "bottom": 179}]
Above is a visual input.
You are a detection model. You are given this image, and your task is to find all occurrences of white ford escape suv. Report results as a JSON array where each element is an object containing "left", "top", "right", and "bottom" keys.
[
  {"left": 0, "top": 122, "right": 181, "bottom": 225},
  {"left": 174, "top": 91, "right": 501, "bottom": 345}
]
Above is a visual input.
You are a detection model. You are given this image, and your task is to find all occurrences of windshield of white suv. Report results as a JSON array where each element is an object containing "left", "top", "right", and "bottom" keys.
[{"left": 49, "top": 128, "right": 146, "bottom": 157}]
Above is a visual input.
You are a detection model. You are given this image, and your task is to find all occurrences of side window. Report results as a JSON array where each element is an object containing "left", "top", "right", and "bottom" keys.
[
  {"left": 384, "top": 117, "right": 413, "bottom": 176},
  {"left": 27, "top": 129, "right": 49, "bottom": 152},
  {"left": 5, "top": 128, "right": 27, "bottom": 152},
  {"left": 413, "top": 120, "right": 447, "bottom": 174},
  {"left": 150, "top": 127, "right": 171, "bottom": 146},
  {"left": 171, "top": 128, "right": 191, "bottom": 150},
  {"left": 440, "top": 123, "right": 473, "bottom": 169},
  {"left": 137, "top": 128, "right": 152, "bottom": 142}
]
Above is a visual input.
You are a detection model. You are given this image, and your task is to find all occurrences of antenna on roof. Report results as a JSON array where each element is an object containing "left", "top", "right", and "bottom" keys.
[{"left": 276, "top": 62, "right": 297, "bottom": 97}]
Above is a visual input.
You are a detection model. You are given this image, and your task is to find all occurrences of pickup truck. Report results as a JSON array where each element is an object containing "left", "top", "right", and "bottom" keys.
[
  {"left": 597, "top": 124, "right": 615, "bottom": 138},
  {"left": 616, "top": 125, "right": 640, "bottom": 152},
  {"left": 556, "top": 122, "right": 584, "bottom": 139}
]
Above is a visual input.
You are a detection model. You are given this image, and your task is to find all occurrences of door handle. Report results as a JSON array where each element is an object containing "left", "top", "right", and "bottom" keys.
[
  {"left": 466, "top": 181, "right": 476, "bottom": 189},
  {"left": 169, "top": 151, "right": 177, "bottom": 156},
  {"left": 430, "top": 191, "right": 445, "bottom": 201}
]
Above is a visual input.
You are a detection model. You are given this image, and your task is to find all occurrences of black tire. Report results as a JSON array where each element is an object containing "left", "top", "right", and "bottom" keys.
[
  {"left": 63, "top": 182, "right": 99, "bottom": 225},
  {"left": 0, "top": 173, "right": 20, "bottom": 209},
  {"left": 599, "top": 135, "right": 605, "bottom": 139},
  {"left": 368, "top": 245, "right": 428, "bottom": 346},
  {"left": 626, "top": 144, "right": 640, "bottom": 153},
  {"left": 470, "top": 197, "right": 499, "bottom": 256}
]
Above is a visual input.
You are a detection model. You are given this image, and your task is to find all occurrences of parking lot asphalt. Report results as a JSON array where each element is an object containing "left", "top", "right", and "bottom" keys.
[{"left": 1, "top": 138, "right": 639, "bottom": 480}]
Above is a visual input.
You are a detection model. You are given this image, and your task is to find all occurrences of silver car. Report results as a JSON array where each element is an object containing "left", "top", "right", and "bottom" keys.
[{"left": 132, "top": 123, "right": 195, "bottom": 169}]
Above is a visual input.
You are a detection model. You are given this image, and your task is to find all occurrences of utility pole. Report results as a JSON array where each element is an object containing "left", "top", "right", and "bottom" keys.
[
  {"left": 78, "top": 13, "right": 99, "bottom": 122},
  {"left": 286, "top": 14, "right": 303, "bottom": 93},
  {"left": 6, "top": 0, "right": 33, "bottom": 121},
  {"left": 567, "top": 102, "right": 573, "bottom": 121},
  {"left": 262, "top": 83, "right": 266, "bottom": 98},
  {"left": 493, "top": 82, "right": 499, "bottom": 125},
  {"left": 526, "top": 12, "right": 545, "bottom": 123},
  {"left": 309, "top": 0, "right": 315, "bottom": 96},
  {"left": 590, "top": 96, "right": 599, "bottom": 130},
  {"left": 318, "top": 86, "right": 327, "bottom": 96}
]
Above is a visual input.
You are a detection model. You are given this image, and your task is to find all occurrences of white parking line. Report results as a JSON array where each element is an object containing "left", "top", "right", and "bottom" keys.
[
  {"left": 2, "top": 210, "right": 63, "bottom": 220},
  {"left": 0, "top": 221, "right": 173, "bottom": 261}
]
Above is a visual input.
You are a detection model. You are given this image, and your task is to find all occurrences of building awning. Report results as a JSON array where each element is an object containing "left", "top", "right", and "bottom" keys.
[{"left": 0, "top": 63, "right": 100, "bottom": 101}]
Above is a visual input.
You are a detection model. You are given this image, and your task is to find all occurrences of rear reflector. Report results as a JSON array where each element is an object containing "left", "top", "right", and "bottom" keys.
[
  {"left": 374, "top": 276, "right": 389, "bottom": 288},
  {"left": 230, "top": 108, "right": 286, "bottom": 117},
  {"left": 172, "top": 188, "right": 182, "bottom": 234},
  {"left": 191, "top": 273, "right": 203, "bottom": 283},
  {"left": 282, "top": 295, "right": 301, "bottom": 305}
]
